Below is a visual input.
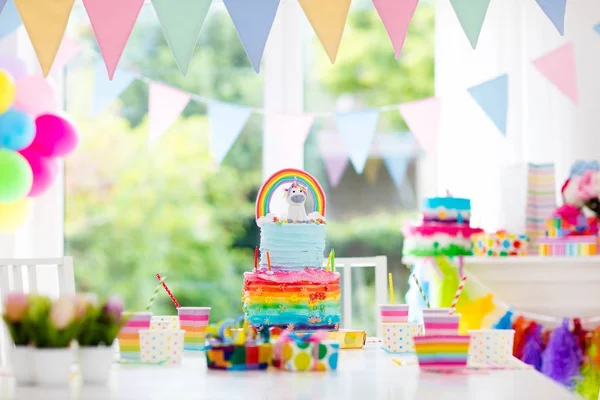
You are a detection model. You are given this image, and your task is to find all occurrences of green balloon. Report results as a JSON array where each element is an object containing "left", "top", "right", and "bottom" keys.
[{"left": 0, "top": 149, "right": 33, "bottom": 202}]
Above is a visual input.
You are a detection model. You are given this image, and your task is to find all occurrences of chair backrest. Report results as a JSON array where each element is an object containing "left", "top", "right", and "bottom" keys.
[
  {"left": 332, "top": 256, "right": 388, "bottom": 337},
  {"left": 0, "top": 257, "right": 75, "bottom": 367}
]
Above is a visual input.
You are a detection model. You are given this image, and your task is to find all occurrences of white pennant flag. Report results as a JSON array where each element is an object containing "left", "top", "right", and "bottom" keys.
[{"left": 148, "top": 82, "right": 191, "bottom": 144}]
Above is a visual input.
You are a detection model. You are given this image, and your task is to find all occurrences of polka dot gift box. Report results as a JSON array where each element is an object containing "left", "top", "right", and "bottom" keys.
[
  {"left": 472, "top": 231, "right": 528, "bottom": 256},
  {"left": 273, "top": 331, "right": 340, "bottom": 371},
  {"left": 468, "top": 329, "right": 515, "bottom": 365},
  {"left": 381, "top": 323, "right": 423, "bottom": 354},
  {"left": 139, "top": 330, "right": 185, "bottom": 365}
]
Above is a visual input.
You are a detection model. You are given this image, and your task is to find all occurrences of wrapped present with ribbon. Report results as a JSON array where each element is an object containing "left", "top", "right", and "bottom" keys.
[
  {"left": 273, "top": 330, "right": 340, "bottom": 371},
  {"left": 472, "top": 231, "right": 529, "bottom": 256}
]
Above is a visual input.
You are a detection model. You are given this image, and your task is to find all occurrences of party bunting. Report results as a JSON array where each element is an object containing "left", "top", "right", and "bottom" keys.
[
  {"left": 148, "top": 82, "right": 191, "bottom": 145},
  {"left": 223, "top": 0, "right": 280, "bottom": 73},
  {"left": 0, "top": 0, "right": 21, "bottom": 40},
  {"left": 398, "top": 97, "right": 441, "bottom": 155},
  {"left": 91, "top": 60, "right": 136, "bottom": 115},
  {"left": 208, "top": 101, "right": 251, "bottom": 164},
  {"left": 151, "top": 0, "right": 212, "bottom": 75},
  {"left": 594, "top": 24, "right": 600, "bottom": 36},
  {"left": 50, "top": 37, "right": 80, "bottom": 74},
  {"left": 383, "top": 153, "right": 412, "bottom": 190},
  {"left": 298, "top": 0, "right": 351, "bottom": 63},
  {"left": 271, "top": 114, "right": 314, "bottom": 164},
  {"left": 83, "top": 0, "right": 145, "bottom": 80},
  {"left": 372, "top": 0, "right": 419, "bottom": 59},
  {"left": 335, "top": 110, "right": 379, "bottom": 174},
  {"left": 364, "top": 158, "right": 382, "bottom": 184},
  {"left": 13, "top": 0, "right": 75, "bottom": 76},
  {"left": 467, "top": 74, "right": 509, "bottom": 135},
  {"left": 324, "top": 156, "right": 348, "bottom": 187},
  {"left": 532, "top": 42, "right": 578, "bottom": 104},
  {"left": 449, "top": 0, "right": 491, "bottom": 49},
  {"left": 535, "top": 0, "right": 566, "bottom": 36}
]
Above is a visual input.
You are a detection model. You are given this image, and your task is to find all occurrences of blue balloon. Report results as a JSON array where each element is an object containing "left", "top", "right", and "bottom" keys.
[{"left": 0, "top": 108, "right": 35, "bottom": 151}]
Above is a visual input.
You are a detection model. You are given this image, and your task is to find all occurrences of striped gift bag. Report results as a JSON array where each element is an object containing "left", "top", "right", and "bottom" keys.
[{"left": 526, "top": 163, "right": 557, "bottom": 254}]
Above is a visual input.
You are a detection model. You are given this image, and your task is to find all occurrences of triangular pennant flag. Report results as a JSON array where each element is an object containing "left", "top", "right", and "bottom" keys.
[
  {"left": 0, "top": 56, "right": 27, "bottom": 79},
  {"left": 532, "top": 42, "right": 578, "bottom": 104},
  {"left": 535, "top": 0, "right": 566, "bottom": 35},
  {"left": 151, "top": 0, "right": 211, "bottom": 75},
  {"left": 272, "top": 114, "right": 314, "bottom": 147},
  {"left": 298, "top": 0, "right": 351, "bottom": 63},
  {"left": 398, "top": 97, "right": 441, "bottom": 155},
  {"left": 92, "top": 60, "right": 136, "bottom": 115},
  {"left": 467, "top": 74, "right": 509, "bottom": 134},
  {"left": 372, "top": 0, "right": 419, "bottom": 59},
  {"left": 13, "top": 0, "right": 75, "bottom": 76},
  {"left": 83, "top": 0, "right": 144, "bottom": 80},
  {"left": 594, "top": 24, "right": 600, "bottom": 36},
  {"left": 324, "top": 156, "right": 348, "bottom": 187},
  {"left": 50, "top": 37, "right": 80, "bottom": 74},
  {"left": 223, "top": 0, "right": 280, "bottom": 73},
  {"left": 148, "top": 82, "right": 191, "bottom": 144},
  {"left": 449, "top": 0, "right": 491, "bottom": 49},
  {"left": 0, "top": 0, "right": 21, "bottom": 40},
  {"left": 383, "top": 154, "right": 411, "bottom": 190},
  {"left": 208, "top": 101, "right": 251, "bottom": 164},
  {"left": 364, "top": 158, "right": 382, "bottom": 184},
  {"left": 335, "top": 110, "right": 379, "bottom": 174}
]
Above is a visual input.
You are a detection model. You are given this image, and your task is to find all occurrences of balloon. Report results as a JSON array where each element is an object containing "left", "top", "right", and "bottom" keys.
[
  {"left": 30, "top": 114, "right": 78, "bottom": 157},
  {"left": 13, "top": 75, "right": 58, "bottom": 116},
  {"left": 18, "top": 148, "right": 58, "bottom": 197},
  {"left": 0, "top": 198, "right": 31, "bottom": 232},
  {"left": 0, "top": 149, "right": 33, "bottom": 202},
  {"left": 0, "top": 57, "right": 28, "bottom": 80},
  {"left": 0, "top": 109, "right": 35, "bottom": 151},
  {"left": 0, "top": 70, "right": 16, "bottom": 114}
]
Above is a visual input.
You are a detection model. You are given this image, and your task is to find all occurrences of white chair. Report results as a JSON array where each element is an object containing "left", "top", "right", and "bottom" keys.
[
  {"left": 0, "top": 257, "right": 75, "bottom": 368},
  {"left": 330, "top": 256, "right": 388, "bottom": 337}
]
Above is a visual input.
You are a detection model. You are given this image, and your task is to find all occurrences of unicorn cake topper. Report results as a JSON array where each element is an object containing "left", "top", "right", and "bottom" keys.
[{"left": 284, "top": 177, "right": 309, "bottom": 221}]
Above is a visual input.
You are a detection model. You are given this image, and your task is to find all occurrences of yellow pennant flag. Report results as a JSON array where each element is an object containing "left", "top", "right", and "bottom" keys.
[
  {"left": 298, "top": 0, "right": 351, "bottom": 63},
  {"left": 14, "top": 0, "right": 76, "bottom": 76}
]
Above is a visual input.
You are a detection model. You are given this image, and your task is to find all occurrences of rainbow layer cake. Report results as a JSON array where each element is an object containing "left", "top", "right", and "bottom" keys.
[
  {"left": 414, "top": 335, "right": 470, "bottom": 371},
  {"left": 403, "top": 196, "right": 483, "bottom": 257}
]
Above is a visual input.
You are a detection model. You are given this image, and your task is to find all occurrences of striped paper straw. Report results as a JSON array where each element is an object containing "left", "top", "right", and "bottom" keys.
[
  {"left": 145, "top": 276, "right": 165, "bottom": 311},
  {"left": 449, "top": 274, "right": 468, "bottom": 313},
  {"left": 412, "top": 274, "right": 430, "bottom": 309}
]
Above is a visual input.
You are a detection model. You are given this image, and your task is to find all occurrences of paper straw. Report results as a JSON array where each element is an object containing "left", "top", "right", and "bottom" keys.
[
  {"left": 449, "top": 274, "right": 468, "bottom": 313},
  {"left": 145, "top": 277, "right": 164, "bottom": 311},
  {"left": 412, "top": 274, "right": 430, "bottom": 308},
  {"left": 254, "top": 247, "right": 258, "bottom": 272},
  {"left": 326, "top": 250, "right": 331, "bottom": 272},
  {"left": 388, "top": 272, "right": 395, "bottom": 304},
  {"left": 331, "top": 249, "right": 335, "bottom": 273},
  {"left": 156, "top": 273, "right": 180, "bottom": 308}
]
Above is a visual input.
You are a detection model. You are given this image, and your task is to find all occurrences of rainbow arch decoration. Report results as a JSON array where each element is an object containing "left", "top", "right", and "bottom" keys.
[{"left": 256, "top": 168, "right": 326, "bottom": 221}]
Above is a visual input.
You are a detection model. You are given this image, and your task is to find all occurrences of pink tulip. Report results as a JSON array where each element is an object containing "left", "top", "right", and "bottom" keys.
[
  {"left": 73, "top": 294, "right": 90, "bottom": 320},
  {"left": 3, "top": 292, "right": 28, "bottom": 322},
  {"left": 50, "top": 296, "right": 75, "bottom": 330}
]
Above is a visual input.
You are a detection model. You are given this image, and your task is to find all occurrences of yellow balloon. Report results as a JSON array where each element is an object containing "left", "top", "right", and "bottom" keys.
[
  {"left": 0, "top": 198, "right": 31, "bottom": 232},
  {"left": 0, "top": 70, "right": 16, "bottom": 114}
]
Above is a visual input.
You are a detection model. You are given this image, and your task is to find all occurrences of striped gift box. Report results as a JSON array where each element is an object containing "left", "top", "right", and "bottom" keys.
[
  {"left": 538, "top": 236, "right": 598, "bottom": 256},
  {"left": 423, "top": 314, "right": 460, "bottom": 336},
  {"left": 414, "top": 335, "right": 470, "bottom": 371}
]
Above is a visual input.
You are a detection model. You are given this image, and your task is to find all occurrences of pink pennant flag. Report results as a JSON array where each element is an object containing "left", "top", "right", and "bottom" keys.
[
  {"left": 372, "top": 0, "right": 419, "bottom": 59},
  {"left": 272, "top": 114, "right": 314, "bottom": 163},
  {"left": 398, "top": 97, "right": 441, "bottom": 156},
  {"left": 324, "top": 156, "right": 348, "bottom": 187},
  {"left": 50, "top": 37, "right": 81, "bottom": 74},
  {"left": 83, "top": 0, "right": 144, "bottom": 80},
  {"left": 148, "top": 82, "right": 191, "bottom": 144},
  {"left": 532, "top": 42, "right": 578, "bottom": 104}
]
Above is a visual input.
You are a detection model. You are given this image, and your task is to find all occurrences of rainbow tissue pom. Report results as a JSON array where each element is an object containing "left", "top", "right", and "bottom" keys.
[{"left": 414, "top": 335, "right": 471, "bottom": 371}]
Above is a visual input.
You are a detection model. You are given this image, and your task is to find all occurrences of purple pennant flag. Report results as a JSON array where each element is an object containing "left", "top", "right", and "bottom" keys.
[{"left": 324, "top": 156, "right": 348, "bottom": 187}]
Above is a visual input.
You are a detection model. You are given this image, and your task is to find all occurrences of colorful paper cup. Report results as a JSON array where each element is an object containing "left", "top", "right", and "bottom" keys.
[
  {"left": 177, "top": 307, "right": 211, "bottom": 351},
  {"left": 118, "top": 311, "right": 151, "bottom": 360},
  {"left": 468, "top": 329, "right": 515, "bottom": 364},
  {"left": 381, "top": 323, "right": 423, "bottom": 354},
  {"left": 139, "top": 329, "right": 185, "bottom": 365},
  {"left": 379, "top": 304, "right": 409, "bottom": 323},
  {"left": 421, "top": 308, "right": 452, "bottom": 317},
  {"left": 151, "top": 315, "right": 180, "bottom": 331},
  {"left": 414, "top": 335, "right": 471, "bottom": 371},
  {"left": 423, "top": 314, "right": 461, "bottom": 336}
]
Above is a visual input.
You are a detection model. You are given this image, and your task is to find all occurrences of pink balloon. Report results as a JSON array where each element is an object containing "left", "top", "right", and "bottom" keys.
[
  {"left": 18, "top": 148, "right": 58, "bottom": 197},
  {"left": 30, "top": 114, "right": 79, "bottom": 157},
  {"left": 14, "top": 75, "right": 58, "bottom": 116}
]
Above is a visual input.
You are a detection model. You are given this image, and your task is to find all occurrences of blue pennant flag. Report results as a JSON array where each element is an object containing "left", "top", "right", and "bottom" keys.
[
  {"left": 0, "top": 0, "right": 22, "bottom": 40},
  {"left": 92, "top": 60, "right": 136, "bottom": 115},
  {"left": 223, "top": 0, "right": 280, "bottom": 73},
  {"left": 594, "top": 24, "right": 600, "bottom": 36},
  {"left": 535, "top": 0, "right": 566, "bottom": 35},
  {"left": 467, "top": 74, "right": 509, "bottom": 135},
  {"left": 208, "top": 101, "right": 251, "bottom": 164},
  {"left": 383, "top": 154, "right": 412, "bottom": 190},
  {"left": 335, "top": 110, "right": 379, "bottom": 174}
]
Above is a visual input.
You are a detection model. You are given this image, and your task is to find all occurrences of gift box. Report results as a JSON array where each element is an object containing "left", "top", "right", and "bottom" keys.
[
  {"left": 472, "top": 231, "right": 528, "bottom": 256},
  {"left": 326, "top": 329, "right": 366, "bottom": 349},
  {"left": 273, "top": 331, "right": 340, "bottom": 371},
  {"left": 538, "top": 236, "right": 598, "bottom": 256},
  {"left": 205, "top": 343, "right": 272, "bottom": 371}
]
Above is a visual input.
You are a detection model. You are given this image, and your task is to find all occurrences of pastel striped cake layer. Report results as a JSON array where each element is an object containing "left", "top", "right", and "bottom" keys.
[
  {"left": 243, "top": 269, "right": 341, "bottom": 330},
  {"left": 403, "top": 225, "right": 483, "bottom": 257},
  {"left": 259, "top": 223, "right": 326, "bottom": 268}
]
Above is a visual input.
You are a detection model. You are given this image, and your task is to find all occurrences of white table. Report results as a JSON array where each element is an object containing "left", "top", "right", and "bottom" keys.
[{"left": 0, "top": 344, "right": 580, "bottom": 400}]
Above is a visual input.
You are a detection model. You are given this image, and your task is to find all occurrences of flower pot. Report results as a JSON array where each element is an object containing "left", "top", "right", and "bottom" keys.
[
  {"left": 33, "top": 348, "right": 73, "bottom": 386},
  {"left": 10, "top": 346, "right": 34, "bottom": 385},
  {"left": 79, "top": 345, "right": 115, "bottom": 385}
]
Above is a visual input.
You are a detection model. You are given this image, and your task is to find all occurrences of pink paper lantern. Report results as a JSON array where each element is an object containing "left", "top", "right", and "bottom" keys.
[
  {"left": 13, "top": 75, "right": 58, "bottom": 116},
  {"left": 30, "top": 114, "right": 79, "bottom": 157},
  {"left": 18, "top": 148, "right": 58, "bottom": 197}
]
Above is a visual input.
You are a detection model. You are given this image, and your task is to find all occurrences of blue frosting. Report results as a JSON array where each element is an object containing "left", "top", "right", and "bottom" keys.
[
  {"left": 260, "top": 223, "right": 326, "bottom": 268},
  {"left": 570, "top": 160, "right": 600, "bottom": 177},
  {"left": 423, "top": 197, "right": 470, "bottom": 211}
]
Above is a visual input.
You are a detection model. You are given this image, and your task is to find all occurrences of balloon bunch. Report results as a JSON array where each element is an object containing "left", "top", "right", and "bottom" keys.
[{"left": 0, "top": 64, "right": 78, "bottom": 232}]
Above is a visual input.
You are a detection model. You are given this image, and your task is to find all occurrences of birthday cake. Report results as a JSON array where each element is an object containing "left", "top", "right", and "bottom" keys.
[
  {"left": 403, "top": 196, "right": 483, "bottom": 257},
  {"left": 243, "top": 169, "right": 341, "bottom": 331}
]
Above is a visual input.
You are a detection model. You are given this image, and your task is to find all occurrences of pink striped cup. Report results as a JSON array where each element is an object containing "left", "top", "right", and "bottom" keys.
[
  {"left": 423, "top": 314, "right": 461, "bottom": 336},
  {"left": 118, "top": 311, "right": 152, "bottom": 360},
  {"left": 177, "top": 307, "right": 211, "bottom": 351},
  {"left": 379, "top": 304, "right": 409, "bottom": 323},
  {"left": 422, "top": 308, "right": 453, "bottom": 317}
]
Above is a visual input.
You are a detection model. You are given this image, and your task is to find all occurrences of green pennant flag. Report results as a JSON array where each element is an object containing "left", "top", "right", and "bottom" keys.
[{"left": 449, "top": 0, "right": 491, "bottom": 49}]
